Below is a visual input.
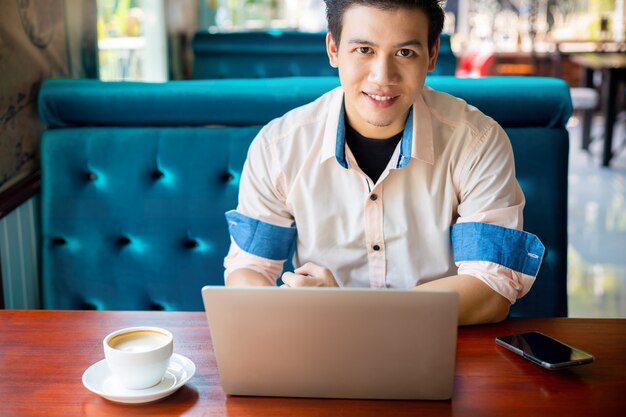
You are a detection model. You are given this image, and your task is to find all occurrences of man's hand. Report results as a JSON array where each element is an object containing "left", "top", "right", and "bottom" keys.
[{"left": 281, "top": 262, "right": 339, "bottom": 288}]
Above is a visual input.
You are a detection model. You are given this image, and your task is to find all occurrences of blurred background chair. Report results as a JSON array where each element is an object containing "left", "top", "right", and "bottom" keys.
[
  {"left": 570, "top": 87, "right": 599, "bottom": 150},
  {"left": 192, "top": 31, "right": 337, "bottom": 79},
  {"left": 434, "top": 34, "right": 457, "bottom": 76}
]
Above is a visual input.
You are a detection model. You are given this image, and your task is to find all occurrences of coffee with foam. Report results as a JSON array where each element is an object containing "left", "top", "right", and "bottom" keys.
[{"left": 108, "top": 330, "right": 169, "bottom": 353}]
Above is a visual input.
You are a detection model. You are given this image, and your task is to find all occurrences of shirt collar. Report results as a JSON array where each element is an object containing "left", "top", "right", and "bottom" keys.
[
  {"left": 411, "top": 92, "right": 434, "bottom": 165},
  {"left": 320, "top": 88, "right": 344, "bottom": 164},
  {"left": 320, "top": 88, "right": 434, "bottom": 167}
]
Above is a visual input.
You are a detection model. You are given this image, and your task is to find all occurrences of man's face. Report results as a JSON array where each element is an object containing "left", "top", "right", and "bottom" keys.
[{"left": 327, "top": 5, "right": 439, "bottom": 139}]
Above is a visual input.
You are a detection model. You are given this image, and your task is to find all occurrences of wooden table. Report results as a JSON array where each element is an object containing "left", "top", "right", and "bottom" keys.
[
  {"left": 1, "top": 310, "right": 625, "bottom": 416},
  {"left": 571, "top": 53, "right": 626, "bottom": 166}
]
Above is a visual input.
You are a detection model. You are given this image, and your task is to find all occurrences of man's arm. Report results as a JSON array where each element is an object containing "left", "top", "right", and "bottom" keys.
[
  {"left": 416, "top": 274, "right": 510, "bottom": 325},
  {"left": 280, "top": 263, "right": 509, "bottom": 324},
  {"left": 279, "top": 263, "right": 509, "bottom": 325},
  {"left": 227, "top": 263, "right": 339, "bottom": 287},
  {"left": 226, "top": 268, "right": 275, "bottom": 287}
]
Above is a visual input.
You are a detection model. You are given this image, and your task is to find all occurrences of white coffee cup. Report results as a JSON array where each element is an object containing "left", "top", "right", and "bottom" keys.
[{"left": 103, "top": 326, "right": 173, "bottom": 390}]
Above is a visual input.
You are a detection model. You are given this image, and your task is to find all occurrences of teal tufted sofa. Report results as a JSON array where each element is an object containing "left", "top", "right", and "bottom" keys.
[
  {"left": 38, "top": 76, "right": 571, "bottom": 315},
  {"left": 191, "top": 31, "right": 456, "bottom": 78}
]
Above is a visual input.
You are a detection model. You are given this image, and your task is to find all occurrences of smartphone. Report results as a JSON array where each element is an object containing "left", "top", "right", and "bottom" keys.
[{"left": 496, "top": 331, "right": 594, "bottom": 370}]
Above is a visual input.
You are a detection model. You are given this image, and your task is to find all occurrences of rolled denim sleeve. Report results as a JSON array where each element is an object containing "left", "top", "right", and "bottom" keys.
[{"left": 452, "top": 222, "right": 544, "bottom": 303}]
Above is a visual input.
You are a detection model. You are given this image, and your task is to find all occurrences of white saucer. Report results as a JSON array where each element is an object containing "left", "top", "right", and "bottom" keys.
[{"left": 82, "top": 353, "right": 196, "bottom": 404}]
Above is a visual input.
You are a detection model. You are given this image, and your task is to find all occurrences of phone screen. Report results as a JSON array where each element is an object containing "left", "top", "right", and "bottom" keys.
[{"left": 496, "top": 332, "right": 594, "bottom": 369}]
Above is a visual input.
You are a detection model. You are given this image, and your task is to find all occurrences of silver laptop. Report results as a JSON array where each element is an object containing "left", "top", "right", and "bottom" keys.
[{"left": 202, "top": 286, "right": 458, "bottom": 400}]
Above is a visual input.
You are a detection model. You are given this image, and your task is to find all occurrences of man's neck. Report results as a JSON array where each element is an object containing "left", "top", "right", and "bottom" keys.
[{"left": 343, "top": 108, "right": 409, "bottom": 139}]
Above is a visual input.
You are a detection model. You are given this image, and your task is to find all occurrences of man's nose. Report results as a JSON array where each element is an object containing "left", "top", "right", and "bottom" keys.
[{"left": 368, "top": 56, "right": 399, "bottom": 85}]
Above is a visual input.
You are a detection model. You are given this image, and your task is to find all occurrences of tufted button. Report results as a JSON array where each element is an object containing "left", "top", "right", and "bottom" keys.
[
  {"left": 85, "top": 172, "right": 98, "bottom": 181},
  {"left": 117, "top": 236, "right": 131, "bottom": 246},
  {"left": 221, "top": 172, "right": 235, "bottom": 183},
  {"left": 152, "top": 170, "right": 165, "bottom": 180},
  {"left": 52, "top": 237, "right": 66, "bottom": 245},
  {"left": 150, "top": 303, "right": 165, "bottom": 311},
  {"left": 184, "top": 239, "right": 199, "bottom": 249}
]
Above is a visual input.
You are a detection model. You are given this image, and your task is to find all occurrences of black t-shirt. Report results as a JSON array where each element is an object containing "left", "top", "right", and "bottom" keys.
[{"left": 345, "top": 123, "right": 403, "bottom": 184}]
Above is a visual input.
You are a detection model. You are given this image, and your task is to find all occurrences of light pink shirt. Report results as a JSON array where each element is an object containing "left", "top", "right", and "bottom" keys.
[{"left": 224, "top": 86, "right": 538, "bottom": 304}]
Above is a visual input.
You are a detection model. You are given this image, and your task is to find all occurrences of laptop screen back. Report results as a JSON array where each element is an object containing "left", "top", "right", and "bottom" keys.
[{"left": 202, "top": 286, "right": 458, "bottom": 400}]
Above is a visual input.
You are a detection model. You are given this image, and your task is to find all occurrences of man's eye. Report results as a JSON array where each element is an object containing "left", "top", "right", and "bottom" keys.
[
  {"left": 396, "top": 49, "right": 414, "bottom": 57},
  {"left": 356, "top": 47, "right": 372, "bottom": 54}
]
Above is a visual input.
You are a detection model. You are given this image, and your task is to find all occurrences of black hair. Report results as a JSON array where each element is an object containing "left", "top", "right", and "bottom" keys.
[{"left": 323, "top": 0, "right": 445, "bottom": 51}]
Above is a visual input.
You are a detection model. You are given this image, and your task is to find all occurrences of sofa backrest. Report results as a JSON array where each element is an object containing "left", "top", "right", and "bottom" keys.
[
  {"left": 191, "top": 31, "right": 456, "bottom": 79},
  {"left": 39, "top": 76, "right": 571, "bottom": 316}
]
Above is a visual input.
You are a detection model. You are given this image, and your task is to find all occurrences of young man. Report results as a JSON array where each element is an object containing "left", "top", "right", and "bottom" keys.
[{"left": 224, "top": 0, "right": 544, "bottom": 325}]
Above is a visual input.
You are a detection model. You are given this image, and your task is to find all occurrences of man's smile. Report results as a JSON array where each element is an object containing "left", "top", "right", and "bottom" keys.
[{"left": 363, "top": 92, "right": 400, "bottom": 108}]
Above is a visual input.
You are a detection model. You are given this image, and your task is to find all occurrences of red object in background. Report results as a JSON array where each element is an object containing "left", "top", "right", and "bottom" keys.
[{"left": 456, "top": 49, "right": 495, "bottom": 77}]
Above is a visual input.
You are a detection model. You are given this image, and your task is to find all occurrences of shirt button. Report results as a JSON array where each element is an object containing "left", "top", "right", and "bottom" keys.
[
  {"left": 370, "top": 194, "right": 378, "bottom": 201},
  {"left": 372, "top": 244, "right": 381, "bottom": 251}
]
